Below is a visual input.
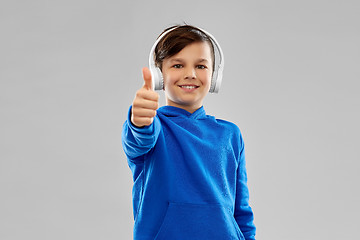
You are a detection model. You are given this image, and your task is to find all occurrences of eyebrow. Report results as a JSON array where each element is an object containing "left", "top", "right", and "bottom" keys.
[{"left": 170, "top": 58, "right": 210, "bottom": 63}]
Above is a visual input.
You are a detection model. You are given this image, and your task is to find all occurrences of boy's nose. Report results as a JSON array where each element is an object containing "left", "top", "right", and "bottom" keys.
[{"left": 184, "top": 67, "right": 196, "bottom": 79}]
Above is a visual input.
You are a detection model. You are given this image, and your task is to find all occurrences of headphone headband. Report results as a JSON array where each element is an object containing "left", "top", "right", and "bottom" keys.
[{"left": 148, "top": 26, "right": 224, "bottom": 93}]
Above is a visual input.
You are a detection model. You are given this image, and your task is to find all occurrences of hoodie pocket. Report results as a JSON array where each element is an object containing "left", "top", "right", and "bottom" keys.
[{"left": 154, "top": 202, "right": 243, "bottom": 240}]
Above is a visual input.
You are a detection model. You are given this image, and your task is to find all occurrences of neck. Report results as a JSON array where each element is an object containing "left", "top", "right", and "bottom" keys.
[{"left": 166, "top": 101, "right": 202, "bottom": 114}]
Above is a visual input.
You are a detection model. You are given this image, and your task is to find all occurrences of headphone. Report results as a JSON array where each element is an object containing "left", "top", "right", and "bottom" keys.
[{"left": 148, "top": 26, "right": 225, "bottom": 93}]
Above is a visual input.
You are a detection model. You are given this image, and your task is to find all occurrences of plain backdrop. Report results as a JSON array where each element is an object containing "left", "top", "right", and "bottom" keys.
[{"left": 1, "top": 0, "right": 359, "bottom": 239}]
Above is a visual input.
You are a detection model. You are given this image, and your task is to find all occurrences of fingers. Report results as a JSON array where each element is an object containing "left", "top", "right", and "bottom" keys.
[
  {"left": 133, "top": 95, "right": 159, "bottom": 112},
  {"left": 142, "top": 67, "right": 153, "bottom": 90},
  {"left": 131, "top": 98, "right": 158, "bottom": 127},
  {"left": 135, "top": 87, "right": 159, "bottom": 102},
  {"left": 131, "top": 107, "right": 157, "bottom": 118},
  {"left": 131, "top": 115, "right": 154, "bottom": 128}
]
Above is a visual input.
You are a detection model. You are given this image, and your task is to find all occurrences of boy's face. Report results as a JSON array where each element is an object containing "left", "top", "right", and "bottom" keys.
[{"left": 161, "top": 41, "right": 213, "bottom": 113}]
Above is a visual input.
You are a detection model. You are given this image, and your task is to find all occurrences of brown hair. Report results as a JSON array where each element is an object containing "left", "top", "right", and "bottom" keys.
[{"left": 154, "top": 25, "right": 215, "bottom": 71}]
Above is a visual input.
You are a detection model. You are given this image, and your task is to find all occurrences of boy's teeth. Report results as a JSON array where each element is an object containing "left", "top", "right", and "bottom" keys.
[{"left": 181, "top": 86, "right": 196, "bottom": 89}]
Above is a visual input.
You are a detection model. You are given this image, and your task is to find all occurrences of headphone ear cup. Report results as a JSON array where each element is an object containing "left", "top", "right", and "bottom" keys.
[
  {"left": 209, "top": 62, "right": 223, "bottom": 93},
  {"left": 209, "top": 71, "right": 217, "bottom": 93},
  {"left": 209, "top": 63, "right": 223, "bottom": 93},
  {"left": 150, "top": 66, "right": 164, "bottom": 91}
]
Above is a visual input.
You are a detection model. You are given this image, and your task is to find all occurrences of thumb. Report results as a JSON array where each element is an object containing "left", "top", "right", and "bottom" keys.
[{"left": 142, "top": 67, "right": 153, "bottom": 90}]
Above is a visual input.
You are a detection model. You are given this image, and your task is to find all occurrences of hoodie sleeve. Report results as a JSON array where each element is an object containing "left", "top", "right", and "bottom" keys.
[
  {"left": 121, "top": 106, "right": 161, "bottom": 161},
  {"left": 234, "top": 135, "right": 256, "bottom": 240}
]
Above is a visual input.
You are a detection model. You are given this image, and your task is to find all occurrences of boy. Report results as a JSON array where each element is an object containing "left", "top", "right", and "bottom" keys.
[{"left": 122, "top": 25, "right": 256, "bottom": 240}]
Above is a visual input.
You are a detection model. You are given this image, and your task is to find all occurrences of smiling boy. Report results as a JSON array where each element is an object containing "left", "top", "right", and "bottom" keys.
[{"left": 122, "top": 25, "right": 256, "bottom": 240}]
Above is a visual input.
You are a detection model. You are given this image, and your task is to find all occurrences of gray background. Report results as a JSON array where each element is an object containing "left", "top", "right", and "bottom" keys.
[{"left": 1, "top": 0, "right": 359, "bottom": 239}]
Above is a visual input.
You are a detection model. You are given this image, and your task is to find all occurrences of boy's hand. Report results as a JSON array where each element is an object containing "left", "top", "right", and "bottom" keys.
[{"left": 131, "top": 67, "right": 159, "bottom": 128}]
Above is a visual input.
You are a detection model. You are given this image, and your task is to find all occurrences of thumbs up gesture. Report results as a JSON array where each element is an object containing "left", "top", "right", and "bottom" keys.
[{"left": 131, "top": 67, "right": 160, "bottom": 127}]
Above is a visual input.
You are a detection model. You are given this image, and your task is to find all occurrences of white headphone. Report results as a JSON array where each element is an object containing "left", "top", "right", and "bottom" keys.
[{"left": 148, "top": 26, "right": 225, "bottom": 93}]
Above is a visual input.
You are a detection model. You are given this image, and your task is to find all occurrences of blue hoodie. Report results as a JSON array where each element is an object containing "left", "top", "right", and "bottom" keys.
[{"left": 122, "top": 106, "right": 256, "bottom": 240}]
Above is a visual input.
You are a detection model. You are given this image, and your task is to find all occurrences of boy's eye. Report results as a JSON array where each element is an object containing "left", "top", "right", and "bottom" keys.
[
  {"left": 173, "top": 64, "right": 183, "bottom": 68},
  {"left": 196, "top": 65, "right": 206, "bottom": 69}
]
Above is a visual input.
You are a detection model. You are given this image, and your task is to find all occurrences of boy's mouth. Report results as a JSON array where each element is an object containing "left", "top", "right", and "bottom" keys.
[{"left": 178, "top": 85, "right": 199, "bottom": 89}]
